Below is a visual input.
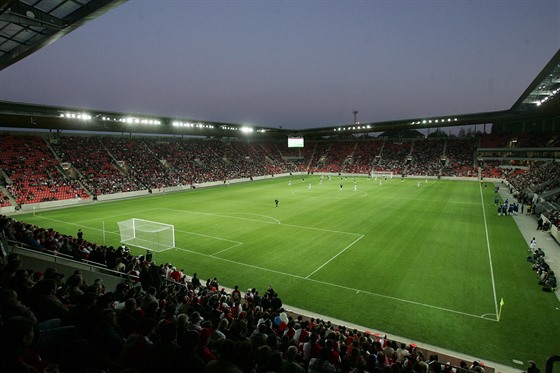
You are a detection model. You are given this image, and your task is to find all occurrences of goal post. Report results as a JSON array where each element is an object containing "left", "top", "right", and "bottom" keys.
[{"left": 117, "top": 218, "right": 175, "bottom": 252}]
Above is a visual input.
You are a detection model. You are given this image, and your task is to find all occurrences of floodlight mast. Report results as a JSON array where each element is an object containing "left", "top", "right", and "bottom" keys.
[{"left": 353, "top": 110, "right": 359, "bottom": 125}]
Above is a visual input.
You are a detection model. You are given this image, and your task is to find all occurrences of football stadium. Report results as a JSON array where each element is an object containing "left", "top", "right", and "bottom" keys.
[{"left": 0, "top": 2, "right": 559, "bottom": 373}]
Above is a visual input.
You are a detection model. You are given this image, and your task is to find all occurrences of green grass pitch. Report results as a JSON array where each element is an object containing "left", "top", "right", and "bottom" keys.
[{"left": 15, "top": 176, "right": 560, "bottom": 367}]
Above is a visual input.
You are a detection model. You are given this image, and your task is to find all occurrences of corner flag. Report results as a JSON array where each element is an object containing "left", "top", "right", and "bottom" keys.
[{"left": 498, "top": 298, "right": 505, "bottom": 321}]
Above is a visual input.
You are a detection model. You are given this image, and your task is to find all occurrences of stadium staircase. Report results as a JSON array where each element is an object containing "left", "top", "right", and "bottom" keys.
[
  {"left": 0, "top": 184, "right": 16, "bottom": 206},
  {"left": 46, "top": 139, "right": 95, "bottom": 198},
  {"left": 541, "top": 185, "right": 560, "bottom": 200},
  {"left": 306, "top": 141, "right": 319, "bottom": 172},
  {"left": 44, "top": 138, "right": 78, "bottom": 181},
  {"left": 340, "top": 142, "right": 359, "bottom": 173},
  {"left": 103, "top": 142, "right": 131, "bottom": 175}
]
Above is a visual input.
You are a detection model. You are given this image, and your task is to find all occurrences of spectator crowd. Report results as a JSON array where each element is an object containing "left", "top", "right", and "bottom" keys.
[{"left": 4, "top": 132, "right": 556, "bottom": 210}]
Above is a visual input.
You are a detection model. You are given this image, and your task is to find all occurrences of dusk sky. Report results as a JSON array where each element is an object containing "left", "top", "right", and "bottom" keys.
[{"left": 1, "top": 1, "right": 559, "bottom": 130}]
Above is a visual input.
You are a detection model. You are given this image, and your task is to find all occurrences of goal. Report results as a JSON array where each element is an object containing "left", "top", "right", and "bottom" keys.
[
  {"left": 117, "top": 218, "right": 175, "bottom": 252},
  {"left": 370, "top": 171, "right": 394, "bottom": 179}
]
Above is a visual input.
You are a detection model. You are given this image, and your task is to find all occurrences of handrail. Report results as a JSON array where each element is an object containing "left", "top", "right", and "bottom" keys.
[
  {"left": 546, "top": 355, "right": 560, "bottom": 373},
  {"left": 6, "top": 238, "right": 139, "bottom": 281}
]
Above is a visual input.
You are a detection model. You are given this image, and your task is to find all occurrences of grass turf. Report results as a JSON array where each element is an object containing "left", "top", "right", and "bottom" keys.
[{"left": 15, "top": 176, "right": 560, "bottom": 367}]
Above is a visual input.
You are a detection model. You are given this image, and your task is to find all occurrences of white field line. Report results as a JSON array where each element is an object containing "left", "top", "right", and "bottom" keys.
[
  {"left": 210, "top": 242, "right": 244, "bottom": 256},
  {"left": 479, "top": 183, "right": 499, "bottom": 320},
  {"left": 225, "top": 213, "right": 281, "bottom": 224},
  {"left": 173, "top": 229, "right": 241, "bottom": 244},
  {"left": 175, "top": 246, "right": 497, "bottom": 322},
  {"left": 158, "top": 208, "right": 362, "bottom": 236},
  {"left": 158, "top": 238, "right": 243, "bottom": 256},
  {"left": 32, "top": 201, "right": 497, "bottom": 321},
  {"left": 305, "top": 235, "right": 364, "bottom": 278}
]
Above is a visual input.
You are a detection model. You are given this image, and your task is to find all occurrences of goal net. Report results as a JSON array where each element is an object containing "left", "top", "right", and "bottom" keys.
[
  {"left": 370, "top": 171, "right": 394, "bottom": 179},
  {"left": 117, "top": 218, "right": 175, "bottom": 252}
]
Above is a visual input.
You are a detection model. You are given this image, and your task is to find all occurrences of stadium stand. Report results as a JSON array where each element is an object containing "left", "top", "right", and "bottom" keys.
[
  {"left": 441, "top": 138, "right": 477, "bottom": 177},
  {"left": 0, "top": 189, "right": 10, "bottom": 208},
  {"left": 375, "top": 141, "right": 409, "bottom": 175},
  {"left": 2, "top": 129, "right": 558, "bottom": 373},
  {"left": 50, "top": 136, "right": 141, "bottom": 196},
  {"left": 1, "top": 132, "right": 559, "bottom": 211},
  {"left": 345, "top": 139, "right": 382, "bottom": 175},
  {"left": 0, "top": 134, "right": 88, "bottom": 205}
]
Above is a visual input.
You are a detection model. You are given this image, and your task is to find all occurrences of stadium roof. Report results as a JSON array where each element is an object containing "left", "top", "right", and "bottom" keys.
[
  {"left": 0, "top": 0, "right": 126, "bottom": 71},
  {"left": 0, "top": 0, "right": 558, "bottom": 137},
  {"left": 511, "top": 48, "right": 560, "bottom": 116}
]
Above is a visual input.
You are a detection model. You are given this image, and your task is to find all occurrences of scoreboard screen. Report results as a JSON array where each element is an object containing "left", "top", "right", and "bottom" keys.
[{"left": 288, "top": 137, "right": 304, "bottom": 148}]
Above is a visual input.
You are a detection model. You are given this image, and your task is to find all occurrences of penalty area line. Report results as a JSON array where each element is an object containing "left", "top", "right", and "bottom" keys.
[
  {"left": 305, "top": 235, "right": 364, "bottom": 279},
  {"left": 174, "top": 228, "right": 242, "bottom": 244},
  {"left": 210, "top": 242, "right": 244, "bottom": 256}
]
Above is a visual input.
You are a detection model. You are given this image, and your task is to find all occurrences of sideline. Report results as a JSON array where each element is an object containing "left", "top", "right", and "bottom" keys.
[{"left": 479, "top": 183, "right": 499, "bottom": 319}]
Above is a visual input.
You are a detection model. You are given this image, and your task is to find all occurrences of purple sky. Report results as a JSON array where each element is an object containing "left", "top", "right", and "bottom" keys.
[{"left": 1, "top": 1, "right": 559, "bottom": 130}]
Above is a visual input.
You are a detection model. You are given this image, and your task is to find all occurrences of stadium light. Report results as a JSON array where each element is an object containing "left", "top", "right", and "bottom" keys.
[
  {"left": 114, "top": 116, "right": 161, "bottom": 125},
  {"left": 61, "top": 112, "right": 91, "bottom": 120}
]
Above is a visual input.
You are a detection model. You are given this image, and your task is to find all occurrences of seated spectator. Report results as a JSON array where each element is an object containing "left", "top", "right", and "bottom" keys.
[
  {"left": 119, "top": 317, "right": 157, "bottom": 370},
  {"left": 0, "top": 316, "right": 43, "bottom": 373},
  {"left": 91, "top": 308, "right": 125, "bottom": 369},
  {"left": 65, "top": 272, "right": 84, "bottom": 305},
  {"left": 283, "top": 345, "right": 305, "bottom": 372},
  {"left": 117, "top": 297, "right": 142, "bottom": 337},
  {"left": 0, "top": 288, "right": 38, "bottom": 323},
  {"left": 29, "top": 279, "right": 68, "bottom": 322},
  {"left": 308, "top": 347, "right": 336, "bottom": 373},
  {"left": 205, "top": 338, "right": 244, "bottom": 373},
  {"left": 145, "top": 320, "right": 181, "bottom": 372}
]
